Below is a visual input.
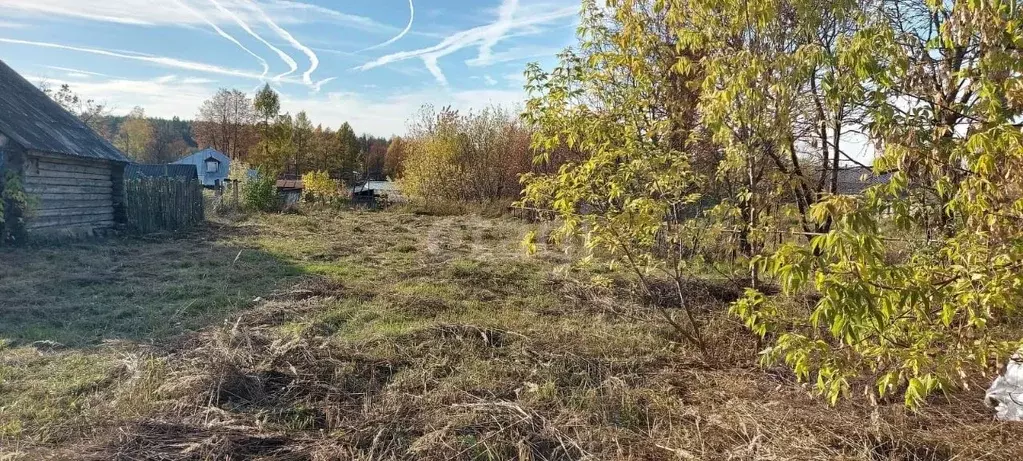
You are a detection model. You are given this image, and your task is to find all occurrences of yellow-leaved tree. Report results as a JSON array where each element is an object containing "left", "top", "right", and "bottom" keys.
[{"left": 523, "top": 0, "right": 1023, "bottom": 407}]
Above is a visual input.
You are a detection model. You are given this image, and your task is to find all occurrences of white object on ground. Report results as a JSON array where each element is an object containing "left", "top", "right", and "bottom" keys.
[{"left": 986, "top": 352, "right": 1023, "bottom": 421}]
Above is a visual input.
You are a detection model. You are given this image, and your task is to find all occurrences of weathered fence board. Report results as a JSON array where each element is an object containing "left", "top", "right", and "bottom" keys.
[{"left": 125, "top": 178, "right": 204, "bottom": 234}]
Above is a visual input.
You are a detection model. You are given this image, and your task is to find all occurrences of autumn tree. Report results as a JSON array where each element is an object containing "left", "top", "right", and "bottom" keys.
[
  {"left": 670, "top": 0, "right": 872, "bottom": 265},
  {"left": 520, "top": 0, "right": 710, "bottom": 355},
  {"left": 291, "top": 111, "right": 313, "bottom": 177},
  {"left": 732, "top": 0, "right": 1023, "bottom": 406},
  {"left": 385, "top": 136, "right": 409, "bottom": 178},
  {"left": 400, "top": 105, "right": 537, "bottom": 206},
  {"left": 115, "top": 107, "right": 155, "bottom": 161},
  {"left": 194, "top": 89, "right": 254, "bottom": 159},
  {"left": 254, "top": 84, "right": 280, "bottom": 137},
  {"left": 249, "top": 85, "right": 292, "bottom": 172},
  {"left": 401, "top": 107, "right": 464, "bottom": 203},
  {"left": 148, "top": 116, "right": 195, "bottom": 163},
  {"left": 524, "top": 0, "right": 1023, "bottom": 406},
  {"left": 336, "top": 122, "right": 361, "bottom": 182},
  {"left": 251, "top": 113, "right": 297, "bottom": 173},
  {"left": 41, "top": 83, "right": 111, "bottom": 139},
  {"left": 364, "top": 142, "right": 388, "bottom": 180}
]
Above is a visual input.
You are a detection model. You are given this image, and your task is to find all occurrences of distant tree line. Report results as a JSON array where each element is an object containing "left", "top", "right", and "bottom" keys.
[
  {"left": 43, "top": 83, "right": 393, "bottom": 182},
  {"left": 190, "top": 85, "right": 391, "bottom": 182},
  {"left": 42, "top": 84, "right": 198, "bottom": 164}
]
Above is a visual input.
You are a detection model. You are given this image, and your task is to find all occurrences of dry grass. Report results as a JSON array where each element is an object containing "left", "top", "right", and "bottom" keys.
[{"left": 0, "top": 210, "right": 1020, "bottom": 460}]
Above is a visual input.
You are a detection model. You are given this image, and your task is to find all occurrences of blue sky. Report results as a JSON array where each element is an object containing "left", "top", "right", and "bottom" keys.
[{"left": 0, "top": 0, "right": 580, "bottom": 136}]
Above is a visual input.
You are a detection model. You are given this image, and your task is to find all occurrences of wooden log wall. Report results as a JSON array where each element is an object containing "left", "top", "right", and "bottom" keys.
[{"left": 22, "top": 151, "right": 117, "bottom": 234}]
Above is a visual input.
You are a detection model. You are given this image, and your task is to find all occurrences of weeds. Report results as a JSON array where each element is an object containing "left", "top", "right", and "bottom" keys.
[{"left": 0, "top": 210, "right": 1019, "bottom": 460}]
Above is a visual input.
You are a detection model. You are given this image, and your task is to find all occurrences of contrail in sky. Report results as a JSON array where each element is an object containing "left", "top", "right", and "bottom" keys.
[
  {"left": 207, "top": 0, "right": 299, "bottom": 81},
  {"left": 361, "top": 0, "right": 414, "bottom": 51},
  {"left": 312, "top": 77, "right": 336, "bottom": 93},
  {"left": 173, "top": 0, "right": 269, "bottom": 79},
  {"left": 0, "top": 37, "right": 267, "bottom": 80},
  {"left": 242, "top": 0, "right": 319, "bottom": 86}
]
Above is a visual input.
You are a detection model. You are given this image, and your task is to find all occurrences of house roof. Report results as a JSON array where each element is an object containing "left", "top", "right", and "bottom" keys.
[
  {"left": 276, "top": 179, "right": 304, "bottom": 190},
  {"left": 835, "top": 167, "right": 892, "bottom": 195},
  {"left": 353, "top": 180, "right": 400, "bottom": 194},
  {"left": 173, "top": 148, "right": 229, "bottom": 165},
  {"left": 0, "top": 59, "right": 129, "bottom": 163},
  {"left": 125, "top": 163, "right": 199, "bottom": 180}
]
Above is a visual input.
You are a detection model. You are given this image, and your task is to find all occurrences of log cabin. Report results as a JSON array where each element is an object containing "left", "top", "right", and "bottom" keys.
[{"left": 0, "top": 59, "right": 130, "bottom": 238}]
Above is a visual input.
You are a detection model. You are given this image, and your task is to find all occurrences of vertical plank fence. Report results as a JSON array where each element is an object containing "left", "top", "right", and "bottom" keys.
[{"left": 125, "top": 178, "right": 204, "bottom": 234}]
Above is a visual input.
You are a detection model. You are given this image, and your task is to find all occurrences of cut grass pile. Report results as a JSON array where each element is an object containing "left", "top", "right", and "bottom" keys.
[{"left": 0, "top": 210, "right": 1020, "bottom": 460}]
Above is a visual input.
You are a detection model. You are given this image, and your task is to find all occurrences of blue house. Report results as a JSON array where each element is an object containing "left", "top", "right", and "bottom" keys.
[{"left": 172, "top": 148, "right": 230, "bottom": 187}]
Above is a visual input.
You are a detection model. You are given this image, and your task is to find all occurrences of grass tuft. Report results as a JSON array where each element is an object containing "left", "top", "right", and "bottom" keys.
[{"left": 0, "top": 210, "right": 1018, "bottom": 460}]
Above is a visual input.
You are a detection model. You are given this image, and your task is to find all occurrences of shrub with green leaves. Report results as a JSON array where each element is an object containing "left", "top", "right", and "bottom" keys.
[
  {"left": 0, "top": 170, "right": 31, "bottom": 244},
  {"left": 243, "top": 170, "right": 280, "bottom": 213}
]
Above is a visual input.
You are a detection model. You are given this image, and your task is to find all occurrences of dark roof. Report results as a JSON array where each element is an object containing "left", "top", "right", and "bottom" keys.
[
  {"left": 353, "top": 180, "right": 400, "bottom": 194},
  {"left": 835, "top": 167, "right": 892, "bottom": 195},
  {"left": 0, "top": 59, "right": 129, "bottom": 163},
  {"left": 126, "top": 163, "right": 199, "bottom": 180},
  {"left": 276, "top": 179, "right": 303, "bottom": 190}
]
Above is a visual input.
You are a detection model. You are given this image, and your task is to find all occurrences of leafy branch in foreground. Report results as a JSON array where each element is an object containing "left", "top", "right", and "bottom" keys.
[
  {"left": 524, "top": 0, "right": 1023, "bottom": 407},
  {"left": 730, "top": 0, "right": 1023, "bottom": 406},
  {"left": 520, "top": 0, "right": 714, "bottom": 358}
]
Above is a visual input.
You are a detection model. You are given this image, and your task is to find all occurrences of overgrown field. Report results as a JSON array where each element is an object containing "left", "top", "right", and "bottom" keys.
[{"left": 0, "top": 211, "right": 1019, "bottom": 460}]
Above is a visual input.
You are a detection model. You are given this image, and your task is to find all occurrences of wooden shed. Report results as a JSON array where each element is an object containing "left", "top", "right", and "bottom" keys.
[{"left": 0, "top": 59, "right": 130, "bottom": 238}]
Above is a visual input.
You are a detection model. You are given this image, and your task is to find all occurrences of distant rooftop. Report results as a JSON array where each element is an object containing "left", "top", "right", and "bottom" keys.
[
  {"left": 834, "top": 167, "right": 892, "bottom": 195},
  {"left": 126, "top": 163, "right": 199, "bottom": 180},
  {"left": 353, "top": 180, "right": 400, "bottom": 194}
]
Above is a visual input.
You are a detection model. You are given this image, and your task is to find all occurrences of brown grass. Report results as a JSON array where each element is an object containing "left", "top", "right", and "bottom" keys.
[{"left": 0, "top": 210, "right": 1019, "bottom": 460}]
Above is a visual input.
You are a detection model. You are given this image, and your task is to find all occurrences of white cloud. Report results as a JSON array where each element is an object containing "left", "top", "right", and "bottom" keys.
[
  {"left": 241, "top": 0, "right": 319, "bottom": 85},
  {"left": 173, "top": 0, "right": 270, "bottom": 80},
  {"left": 0, "top": 0, "right": 388, "bottom": 31},
  {"left": 0, "top": 20, "right": 25, "bottom": 28},
  {"left": 36, "top": 72, "right": 525, "bottom": 137},
  {"left": 181, "top": 77, "right": 217, "bottom": 84},
  {"left": 34, "top": 74, "right": 215, "bottom": 118},
  {"left": 475, "top": 0, "right": 520, "bottom": 67},
  {"left": 504, "top": 72, "right": 527, "bottom": 85},
  {"left": 0, "top": 37, "right": 306, "bottom": 83},
  {"left": 45, "top": 66, "right": 113, "bottom": 78},
  {"left": 356, "top": 0, "right": 577, "bottom": 85},
  {"left": 289, "top": 87, "right": 527, "bottom": 136},
  {"left": 207, "top": 0, "right": 299, "bottom": 82},
  {"left": 483, "top": 75, "right": 498, "bottom": 86},
  {"left": 311, "top": 77, "right": 336, "bottom": 93},
  {"left": 265, "top": 0, "right": 395, "bottom": 32},
  {"left": 465, "top": 45, "right": 563, "bottom": 67},
  {"left": 361, "top": 0, "right": 415, "bottom": 51}
]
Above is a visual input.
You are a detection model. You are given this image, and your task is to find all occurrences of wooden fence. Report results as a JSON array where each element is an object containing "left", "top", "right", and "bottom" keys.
[{"left": 125, "top": 178, "right": 204, "bottom": 233}]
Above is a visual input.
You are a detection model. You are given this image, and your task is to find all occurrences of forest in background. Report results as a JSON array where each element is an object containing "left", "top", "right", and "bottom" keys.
[
  {"left": 41, "top": 83, "right": 391, "bottom": 181},
  {"left": 43, "top": 82, "right": 552, "bottom": 204}
]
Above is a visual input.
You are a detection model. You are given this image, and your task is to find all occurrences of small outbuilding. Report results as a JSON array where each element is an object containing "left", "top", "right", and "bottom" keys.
[
  {"left": 352, "top": 180, "right": 403, "bottom": 203},
  {"left": 276, "top": 179, "right": 304, "bottom": 208},
  {"left": 172, "top": 148, "right": 230, "bottom": 188},
  {"left": 0, "top": 58, "right": 131, "bottom": 238}
]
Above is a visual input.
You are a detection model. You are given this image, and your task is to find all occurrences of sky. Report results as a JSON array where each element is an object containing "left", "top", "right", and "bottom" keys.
[{"left": 0, "top": 0, "right": 580, "bottom": 137}]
